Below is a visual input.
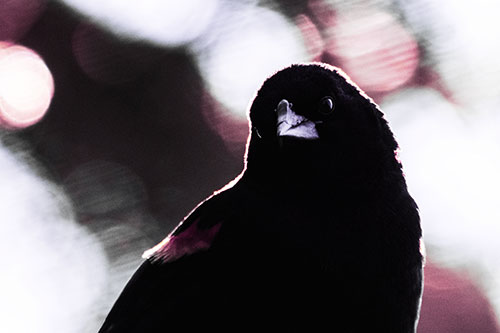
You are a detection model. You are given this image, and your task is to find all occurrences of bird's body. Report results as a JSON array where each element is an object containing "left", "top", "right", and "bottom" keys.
[{"left": 99, "top": 63, "right": 423, "bottom": 332}]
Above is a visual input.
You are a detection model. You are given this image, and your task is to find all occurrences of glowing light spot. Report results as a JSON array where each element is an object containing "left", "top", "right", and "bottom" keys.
[
  {"left": 193, "top": 4, "right": 309, "bottom": 119},
  {"left": 61, "top": 0, "right": 219, "bottom": 47},
  {"left": 400, "top": 0, "right": 500, "bottom": 113},
  {"left": 0, "top": 43, "right": 54, "bottom": 129},
  {"left": 325, "top": 9, "right": 419, "bottom": 93},
  {"left": 0, "top": 140, "right": 108, "bottom": 333}
]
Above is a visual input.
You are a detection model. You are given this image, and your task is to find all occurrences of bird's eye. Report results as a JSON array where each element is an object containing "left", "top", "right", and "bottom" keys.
[{"left": 318, "top": 96, "right": 335, "bottom": 116}]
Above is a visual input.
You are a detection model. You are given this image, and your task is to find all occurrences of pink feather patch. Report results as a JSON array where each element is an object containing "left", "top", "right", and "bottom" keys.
[{"left": 143, "top": 220, "right": 222, "bottom": 263}]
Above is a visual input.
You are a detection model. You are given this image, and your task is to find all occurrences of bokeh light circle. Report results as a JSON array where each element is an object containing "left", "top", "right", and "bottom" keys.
[
  {"left": 193, "top": 4, "right": 309, "bottom": 119},
  {"left": 0, "top": 43, "right": 54, "bottom": 129},
  {"left": 61, "top": 0, "right": 219, "bottom": 47},
  {"left": 399, "top": 0, "right": 500, "bottom": 113},
  {"left": 0, "top": 140, "right": 109, "bottom": 333},
  {"left": 326, "top": 9, "right": 419, "bottom": 93}
]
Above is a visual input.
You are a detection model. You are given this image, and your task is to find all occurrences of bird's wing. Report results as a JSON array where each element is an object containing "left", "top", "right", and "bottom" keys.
[
  {"left": 142, "top": 203, "right": 223, "bottom": 264},
  {"left": 98, "top": 186, "right": 240, "bottom": 333}
]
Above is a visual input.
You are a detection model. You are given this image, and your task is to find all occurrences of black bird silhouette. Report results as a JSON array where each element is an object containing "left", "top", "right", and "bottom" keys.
[{"left": 98, "top": 63, "right": 423, "bottom": 332}]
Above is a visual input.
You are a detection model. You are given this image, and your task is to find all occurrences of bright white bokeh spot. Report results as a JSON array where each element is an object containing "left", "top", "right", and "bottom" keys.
[
  {"left": 192, "top": 4, "right": 309, "bottom": 119},
  {"left": 0, "top": 139, "right": 109, "bottom": 333},
  {"left": 0, "top": 43, "right": 54, "bottom": 128},
  {"left": 399, "top": 0, "right": 500, "bottom": 113},
  {"left": 60, "top": 0, "right": 219, "bottom": 47},
  {"left": 326, "top": 8, "right": 419, "bottom": 93}
]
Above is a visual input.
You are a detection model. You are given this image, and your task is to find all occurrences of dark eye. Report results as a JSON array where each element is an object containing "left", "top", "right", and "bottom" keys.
[{"left": 318, "top": 96, "right": 335, "bottom": 116}]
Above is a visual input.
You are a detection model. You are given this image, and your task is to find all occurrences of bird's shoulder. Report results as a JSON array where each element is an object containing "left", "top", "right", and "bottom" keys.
[{"left": 143, "top": 179, "right": 247, "bottom": 264}]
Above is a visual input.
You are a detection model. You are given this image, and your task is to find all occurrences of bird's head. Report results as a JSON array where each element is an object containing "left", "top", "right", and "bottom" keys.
[{"left": 245, "top": 63, "right": 403, "bottom": 194}]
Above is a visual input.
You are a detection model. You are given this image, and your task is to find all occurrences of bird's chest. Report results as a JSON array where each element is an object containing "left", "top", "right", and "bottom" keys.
[
  {"left": 233, "top": 191, "right": 371, "bottom": 272},
  {"left": 206, "top": 191, "right": 390, "bottom": 328},
  {"left": 224, "top": 189, "right": 379, "bottom": 283}
]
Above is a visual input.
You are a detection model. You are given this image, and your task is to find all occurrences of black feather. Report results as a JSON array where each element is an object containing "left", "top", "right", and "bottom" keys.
[{"left": 99, "top": 63, "right": 423, "bottom": 333}]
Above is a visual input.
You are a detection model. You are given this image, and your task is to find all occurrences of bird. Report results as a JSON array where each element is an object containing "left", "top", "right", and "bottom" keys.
[{"left": 98, "top": 63, "right": 424, "bottom": 332}]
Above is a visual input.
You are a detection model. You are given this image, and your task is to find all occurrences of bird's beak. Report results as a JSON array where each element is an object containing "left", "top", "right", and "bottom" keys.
[{"left": 276, "top": 99, "right": 319, "bottom": 140}]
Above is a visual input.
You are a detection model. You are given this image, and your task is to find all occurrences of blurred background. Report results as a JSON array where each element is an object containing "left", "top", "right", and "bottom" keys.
[{"left": 1, "top": 0, "right": 499, "bottom": 332}]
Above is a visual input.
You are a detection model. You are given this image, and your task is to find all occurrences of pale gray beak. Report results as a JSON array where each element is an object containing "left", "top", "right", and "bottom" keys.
[{"left": 276, "top": 99, "right": 319, "bottom": 140}]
